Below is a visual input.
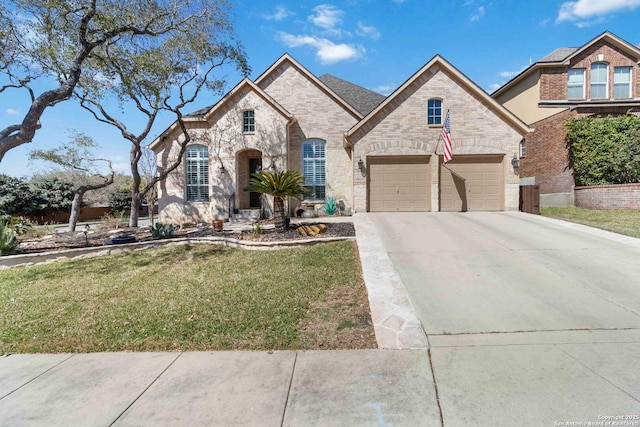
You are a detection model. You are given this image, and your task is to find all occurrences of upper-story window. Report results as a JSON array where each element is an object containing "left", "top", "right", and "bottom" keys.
[
  {"left": 590, "top": 63, "right": 608, "bottom": 99},
  {"left": 185, "top": 145, "right": 209, "bottom": 202},
  {"left": 302, "top": 139, "right": 326, "bottom": 200},
  {"left": 242, "top": 110, "right": 255, "bottom": 133},
  {"left": 427, "top": 99, "right": 442, "bottom": 125},
  {"left": 614, "top": 67, "right": 632, "bottom": 99},
  {"left": 567, "top": 69, "right": 585, "bottom": 99}
]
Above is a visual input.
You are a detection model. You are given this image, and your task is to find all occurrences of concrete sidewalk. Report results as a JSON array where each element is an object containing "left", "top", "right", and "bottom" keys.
[{"left": 0, "top": 350, "right": 440, "bottom": 426}]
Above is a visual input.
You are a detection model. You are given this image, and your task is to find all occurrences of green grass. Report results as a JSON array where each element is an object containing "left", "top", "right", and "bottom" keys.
[
  {"left": 541, "top": 207, "right": 640, "bottom": 239},
  {"left": 0, "top": 241, "right": 375, "bottom": 353}
]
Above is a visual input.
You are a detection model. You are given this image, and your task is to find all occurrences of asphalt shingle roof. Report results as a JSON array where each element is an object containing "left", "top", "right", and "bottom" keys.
[
  {"left": 538, "top": 47, "right": 579, "bottom": 63},
  {"left": 318, "top": 74, "right": 386, "bottom": 116}
]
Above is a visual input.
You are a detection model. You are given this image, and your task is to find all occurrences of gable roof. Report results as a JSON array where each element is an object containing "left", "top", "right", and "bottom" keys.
[
  {"left": 492, "top": 31, "right": 640, "bottom": 98},
  {"left": 254, "top": 53, "right": 364, "bottom": 120},
  {"left": 149, "top": 78, "right": 293, "bottom": 150},
  {"left": 318, "top": 74, "right": 385, "bottom": 116},
  {"left": 346, "top": 54, "right": 530, "bottom": 142}
]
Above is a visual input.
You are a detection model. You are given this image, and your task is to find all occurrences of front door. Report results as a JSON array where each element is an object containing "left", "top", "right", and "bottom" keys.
[{"left": 249, "top": 158, "right": 262, "bottom": 208}]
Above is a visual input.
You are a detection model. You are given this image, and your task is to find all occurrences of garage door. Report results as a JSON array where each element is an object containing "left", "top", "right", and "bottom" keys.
[
  {"left": 439, "top": 155, "right": 504, "bottom": 212},
  {"left": 368, "top": 156, "right": 430, "bottom": 212}
]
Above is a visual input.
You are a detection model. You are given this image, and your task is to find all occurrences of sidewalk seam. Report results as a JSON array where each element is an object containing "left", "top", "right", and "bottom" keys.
[
  {"left": 279, "top": 351, "right": 298, "bottom": 427},
  {"left": 554, "top": 344, "right": 640, "bottom": 403},
  {"left": 0, "top": 354, "right": 75, "bottom": 401},
  {"left": 109, "top": 352, "right": 183, "bottom": 426},
  {"left": 425, "top": 333, "right": 445, "bottom": 427}
]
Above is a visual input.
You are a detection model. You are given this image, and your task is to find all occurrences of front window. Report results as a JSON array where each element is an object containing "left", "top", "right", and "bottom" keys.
[
  {"left": 242, "top": 110, "right": 255, "bottom": 133},
  {"left": 302, "top": 139, "right": 326, "bottom": 200},
  {"left": 185, "top": 145, "right": 209, "bottom": 202},
  {"left": 567, "top": 69, "right": 585, "bottom": 99},
  {"left": 590, "top": 63, "right": 608, "bottom": 99},
  {"left": 428, "top": 99, "right": 442, "bottom": 125},
  {"left": 614, "top": 67, "right": 632, "bottom": 98},
  {"left": 519, "top": 139, "right": 526, "bottom": 158}
]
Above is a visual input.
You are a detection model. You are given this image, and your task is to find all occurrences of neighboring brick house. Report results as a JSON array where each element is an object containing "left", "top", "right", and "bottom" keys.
[
  {"left": 492, "top": 31, "right": 640, "bottom": 206},
  {"left": 150, "top": 54, "right": 528, "bottom": 223}
]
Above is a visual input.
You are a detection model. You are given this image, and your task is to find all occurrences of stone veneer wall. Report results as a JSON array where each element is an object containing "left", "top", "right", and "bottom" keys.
[
  {"left": 349, "top": 65, "right": 522, "bottom": 212},
  {"left": 575, "top": 183, "right": 640, "bottom": 210},
  {"left": 257, "top": 61, "right": 359, "bottom": 213}
]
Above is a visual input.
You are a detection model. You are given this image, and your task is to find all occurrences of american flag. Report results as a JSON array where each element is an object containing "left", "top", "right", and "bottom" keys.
[{"left": 441, "top": 112, "right": 453, "bottom": 164}]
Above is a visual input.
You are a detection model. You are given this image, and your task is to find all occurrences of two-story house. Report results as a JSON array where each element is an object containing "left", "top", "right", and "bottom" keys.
[{"left": 492, "top": 31, "right": 640, "bottom": 207}]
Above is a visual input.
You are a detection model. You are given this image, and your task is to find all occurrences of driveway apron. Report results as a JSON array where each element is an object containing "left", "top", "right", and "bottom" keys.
[{"left": 370, "top": 212, "right": 640, "bottom": 426}]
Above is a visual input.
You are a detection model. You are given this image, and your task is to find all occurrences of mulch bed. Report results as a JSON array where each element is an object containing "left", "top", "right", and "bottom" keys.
[{"left": 16, "top": 221, "right": 355, "bottom": 255}]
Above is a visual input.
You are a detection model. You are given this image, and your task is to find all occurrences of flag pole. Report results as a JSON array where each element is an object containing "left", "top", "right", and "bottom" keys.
[{"left": 433, "top": 109, "right": 449, "bottom": 157}]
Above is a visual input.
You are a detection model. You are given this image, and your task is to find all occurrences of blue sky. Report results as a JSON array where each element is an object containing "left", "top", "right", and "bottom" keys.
[{"left": 2, "top": 0, "right": 640, "bottom": 177}]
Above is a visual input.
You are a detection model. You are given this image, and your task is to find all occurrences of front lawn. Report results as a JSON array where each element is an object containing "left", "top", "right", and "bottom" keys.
[
  {"left": 0, "top": 241, "right": 376, "bottom": 353},
  {"left": 541, "top": 207, "right": 640, "bottom": 239}
]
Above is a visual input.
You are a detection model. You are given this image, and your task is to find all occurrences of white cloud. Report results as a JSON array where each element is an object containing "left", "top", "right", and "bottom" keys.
[
  {"left": 6, "top": 108, "right": 20, "bottom": 115},
  {"left": 356, "top": 22, "right": 381, "bottom": 39},
  {"left": 499, "top": 70, "right": 520, "bottom": 79},
  {"left": 372, "top": 83, "right": 397, "bottom": 95},
  {"left": 264, "top": 5, "right": 293, "bottom": 21},
  {"left": 309, "top": 4, "right": 344, "bottom": 35},
  {"left": 470, "top": 6, "right": 485, "bottom": 21},
  {"left": 557, "top": 0, "right": 640, "bottom": 23},
  {"left": 278, "top": 32, "right": 363, "bottom": 64}
]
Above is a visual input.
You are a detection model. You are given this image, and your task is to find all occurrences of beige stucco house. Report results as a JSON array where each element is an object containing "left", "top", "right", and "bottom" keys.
[{"left": 150, "top": 54, "right": 529, "bottom": 223}]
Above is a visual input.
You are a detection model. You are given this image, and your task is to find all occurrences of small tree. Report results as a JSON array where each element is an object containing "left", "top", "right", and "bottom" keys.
[
  {"left": 0, "top": 174, "right": 35, "bottom": 215},
  {"left": 30, "top": 132, "right": 115, "bottom": 231},
  {"left": 108, "top": 188, "right": 132, "bottom": 213},
  {"left": 244, "top": 170, "right": 310, "bottom": 233},
  {"left": 29, "top": 177, "right": 74, "bottom": 222}
]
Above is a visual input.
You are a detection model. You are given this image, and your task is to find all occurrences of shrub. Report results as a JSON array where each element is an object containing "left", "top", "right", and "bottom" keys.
[
  {"left": 567, "top": 114, "right": 640, "bottom": 186},
  {"left": 0, "top": 218, "right": 18, "bottom": 256},
  {"left": 150, "top": 222, "right": 180, "bottom": 239}
]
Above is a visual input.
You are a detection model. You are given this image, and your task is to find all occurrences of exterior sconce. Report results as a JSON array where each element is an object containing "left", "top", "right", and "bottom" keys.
[
  {"left": 219, "top": 163, "right": 226, "bottom": 173},
  {"left": 511, "top": 154, "right": 520, "bottom": 169},
  {"left": 357, "top": 157, "right": 365, "bottom": 172}
]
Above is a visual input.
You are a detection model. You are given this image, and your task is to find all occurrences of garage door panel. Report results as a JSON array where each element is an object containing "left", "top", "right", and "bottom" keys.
[
  {"left": 439, "top": 155, "right": 504, "bottom": 212},
  {"left": 369, "top": 156, "right": 430, "bottom": 212}
]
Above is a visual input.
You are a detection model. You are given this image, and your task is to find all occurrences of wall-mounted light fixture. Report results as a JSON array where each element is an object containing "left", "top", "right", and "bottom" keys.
[
  {"left": 357, "top": 157, "right": 364, "bottom": 172},
  {"left": 511, "top": 154, "right": 520, "bottom": 169},
  {"left": 219, "top": 163, "right": 226, "bottom": 173}
]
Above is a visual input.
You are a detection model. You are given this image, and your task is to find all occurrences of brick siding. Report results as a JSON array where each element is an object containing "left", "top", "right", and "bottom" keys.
[
  {"left": 541, "top": 41, "right": 640, "bottom": 101},
  {"left": 575, "top": 183, "right": 640, "bottom": 210}
]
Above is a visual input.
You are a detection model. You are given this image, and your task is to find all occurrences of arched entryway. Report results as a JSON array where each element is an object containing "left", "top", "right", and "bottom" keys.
[{"left": 236, "top": 149, "right": 262, "bottom": 209}]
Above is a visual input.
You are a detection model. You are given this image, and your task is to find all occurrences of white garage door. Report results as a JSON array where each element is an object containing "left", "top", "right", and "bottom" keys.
[
  {"left": 439, "top": 155, "right": 504, "bottom": 212},
  {"left": 368, "top": 156, "right": 430, "bottom": 212}
]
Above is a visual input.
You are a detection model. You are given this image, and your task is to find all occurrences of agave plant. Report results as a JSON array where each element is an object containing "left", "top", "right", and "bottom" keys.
[
  {"left": 244, "top": 170, "right": 310, "bottom": 233},
  {"left": 0, "top": 218, "right": 18, "bottom": 256}
]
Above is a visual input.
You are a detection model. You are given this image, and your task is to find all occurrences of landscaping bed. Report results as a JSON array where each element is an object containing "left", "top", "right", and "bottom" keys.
[{"left": 16, "top": 221, "right": 355, "bottom": 254}]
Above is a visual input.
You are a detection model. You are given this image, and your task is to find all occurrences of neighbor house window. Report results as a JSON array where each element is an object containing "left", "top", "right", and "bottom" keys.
[
  {"left": 242, "top": 110, "right": 255, "bottom": 133},
  {"left": 185, "top": 145, "right": 209, "bottom": 202},
  {"left": 614, "top": 66, "right": 632, "bottom": 98},
  {"left": 567, "top": 69, "right": 585, "bottom": 99},
  {"left": 302, "top": 139, "right": 326, "bottom": 200},
  {"left": 427, "top": 99, "right": 442, "bottom": 125},
  {"left": 520, "top": 139, "right": 526, "bottom": 158},
  {"left": 590, "top": 63, "right": 608, "bottom": 99}
]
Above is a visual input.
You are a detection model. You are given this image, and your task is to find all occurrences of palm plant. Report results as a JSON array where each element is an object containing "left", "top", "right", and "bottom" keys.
[{"left": 244, "top": 170, "right": 310, "bottom": 233}]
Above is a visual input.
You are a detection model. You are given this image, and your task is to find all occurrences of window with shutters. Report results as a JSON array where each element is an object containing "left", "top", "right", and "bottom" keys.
[
  {"left": 185, "top": 145, "right": 209, "bottom": 202},
  {"left": 301, "top": 139, "right": 326, "bottom": 200}
]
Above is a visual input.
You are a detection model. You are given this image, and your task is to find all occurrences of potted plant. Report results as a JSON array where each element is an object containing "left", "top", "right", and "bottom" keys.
[{"left": 212, "top": 218, "right": 224, "bottom": 232}]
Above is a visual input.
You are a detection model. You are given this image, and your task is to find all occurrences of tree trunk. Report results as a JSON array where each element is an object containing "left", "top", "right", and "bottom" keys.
[
  {"left": 273, "top": 196, "right": 287, "bottom": 233},
  {"left": 129, "top": 191, "right": 140, "bottom": 228},
  {"left": 68, "top": 189, "right": 86, "bottom": 232}
]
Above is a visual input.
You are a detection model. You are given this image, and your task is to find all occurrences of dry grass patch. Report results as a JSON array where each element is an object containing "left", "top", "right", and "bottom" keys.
[
  {"left": 0, "top": 241, "right": 376, "bottom": 353},
  {"left": 541, "top": 207, "right": 640, "bottom": 239}
]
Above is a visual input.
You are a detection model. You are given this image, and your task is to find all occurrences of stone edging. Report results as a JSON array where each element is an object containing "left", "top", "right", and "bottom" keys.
[
  {"left": 353, "top": 215, "right": 429, "bottom": 350},
  {"left": 0, "top": 235, "right": 355, "bottom": 270}
]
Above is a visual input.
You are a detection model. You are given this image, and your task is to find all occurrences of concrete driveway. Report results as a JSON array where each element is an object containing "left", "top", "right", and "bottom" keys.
[{"left": 371, "top": 212, "right": 640, "bottom": 425}]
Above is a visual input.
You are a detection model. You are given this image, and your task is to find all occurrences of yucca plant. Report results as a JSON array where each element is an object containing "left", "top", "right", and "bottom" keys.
[
  {"left": 244, "top": 170, "right": 310, "bottom": 233},
  {"left": 0, "top": 218, "right": 18, "bottom": 256}
]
